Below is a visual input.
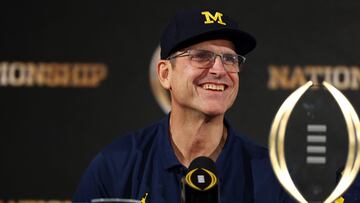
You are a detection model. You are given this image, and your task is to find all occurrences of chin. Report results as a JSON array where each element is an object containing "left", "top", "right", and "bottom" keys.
[{"left": 201, "top": 107, "right": 227, "bottom": 117}]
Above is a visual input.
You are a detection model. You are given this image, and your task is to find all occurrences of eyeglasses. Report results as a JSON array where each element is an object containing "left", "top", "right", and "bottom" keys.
[{"left": 167, "top": 49, "right": 246, "bottom": 73}]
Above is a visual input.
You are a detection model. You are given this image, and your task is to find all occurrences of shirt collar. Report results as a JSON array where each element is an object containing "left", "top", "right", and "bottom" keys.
[
  {"left": 158, "top": 113, "right": 183, "bottom": 171},
  {"left": 158, "top": 114, "right": 238, "bottom": 171},
  {"left": 215, "top": 118, "right": 237, "bottom": 173}
]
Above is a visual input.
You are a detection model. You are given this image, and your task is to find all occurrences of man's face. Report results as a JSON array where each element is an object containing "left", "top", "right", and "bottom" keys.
[{"left": 168, "top": 39, "right": 239, "bottom": 117}]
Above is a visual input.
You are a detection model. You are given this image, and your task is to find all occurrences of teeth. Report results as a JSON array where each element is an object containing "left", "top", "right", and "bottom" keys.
[{"left": 202, "top": 84, "right": 225, "bottom": 91}]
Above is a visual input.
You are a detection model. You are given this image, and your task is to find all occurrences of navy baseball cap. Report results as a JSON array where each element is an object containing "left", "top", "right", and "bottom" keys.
[{"left": 160, "top": 8, "right": 256, "bottom": 59}]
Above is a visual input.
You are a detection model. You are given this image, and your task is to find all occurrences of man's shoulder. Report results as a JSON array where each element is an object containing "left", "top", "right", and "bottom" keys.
[
  {"left": 73, "top": 118, "right": 168, "bottom": 200},
  {"left": 101, "top": 117, "right": 165, "bottom": 156},
  {"left": 224, "top": 118, "right": 268, "bottom": 160},
  {"left": 231, "top": 131, "right": 269, "bottom": 160},
  {"left": 232, "top": 131, "right": 272, "bottom": 167},
  {"left": 230, "top": 131, "right": 293, "bottom": 202}
]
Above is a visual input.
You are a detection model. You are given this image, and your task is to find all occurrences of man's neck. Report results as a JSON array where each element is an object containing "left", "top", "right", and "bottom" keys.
[{"left": 169, "top": 109, "right": 227, "bottom": 167}]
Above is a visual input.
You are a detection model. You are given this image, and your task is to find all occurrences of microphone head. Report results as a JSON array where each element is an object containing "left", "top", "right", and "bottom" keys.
[
  {"left": 185, "top": 156, "right": 218, "bottom": 191},
  {"left": 188, "top": 156, "right": 217, "bottom": 173}
]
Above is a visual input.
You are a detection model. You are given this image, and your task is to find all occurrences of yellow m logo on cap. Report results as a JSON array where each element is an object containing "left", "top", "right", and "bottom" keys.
[{"left": 201, "top": 11, "right": 226, "bottom": 25}]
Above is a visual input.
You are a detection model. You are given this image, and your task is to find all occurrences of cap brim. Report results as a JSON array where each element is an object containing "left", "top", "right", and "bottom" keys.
[{"left": 170, "top": 28, "right": 256, "bottom": 56}]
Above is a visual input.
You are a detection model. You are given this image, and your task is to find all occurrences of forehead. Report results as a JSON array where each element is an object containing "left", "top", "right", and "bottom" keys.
[{"left": 187, "top": 39, "right": 236, "bottom": 52}]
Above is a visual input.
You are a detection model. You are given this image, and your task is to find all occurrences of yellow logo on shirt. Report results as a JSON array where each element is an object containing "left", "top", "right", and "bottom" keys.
[
  {"left": 140, "top": 192, "right": 148, "bottom": 203},
  {"left": 335, "top": 196, "right": 344, "bottom": 203}
]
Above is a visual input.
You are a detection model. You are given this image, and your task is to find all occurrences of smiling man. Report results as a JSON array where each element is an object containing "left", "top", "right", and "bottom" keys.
[
  {"left": 158, "top": 39, "right": 243, "bottom": 167},
  {"left": 73, "top": 8, "right": 294, "bottom": 203}
]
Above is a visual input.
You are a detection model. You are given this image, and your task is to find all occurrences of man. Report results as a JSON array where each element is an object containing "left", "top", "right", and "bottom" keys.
[{"left": 73, "top": 8, "right": 328, "bottom": 202}]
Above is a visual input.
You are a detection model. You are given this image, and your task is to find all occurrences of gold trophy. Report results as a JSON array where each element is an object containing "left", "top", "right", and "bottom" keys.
[{"left": 269, "top": 81, "right": 360, "bottom": 202}]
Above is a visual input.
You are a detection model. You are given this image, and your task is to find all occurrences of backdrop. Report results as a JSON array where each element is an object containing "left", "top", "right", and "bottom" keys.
[{"left": 1, "top": 0, "right": 359, "bottom": 202}]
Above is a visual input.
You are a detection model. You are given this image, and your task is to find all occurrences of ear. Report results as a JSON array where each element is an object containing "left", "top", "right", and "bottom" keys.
[{"left": 157, "top": 60, "right": 172, "bottom": 90}]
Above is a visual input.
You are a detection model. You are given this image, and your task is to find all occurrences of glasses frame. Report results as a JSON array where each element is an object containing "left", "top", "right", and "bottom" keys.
[{"left": 167, "top": 49, "right": 246, "bottom": 73}]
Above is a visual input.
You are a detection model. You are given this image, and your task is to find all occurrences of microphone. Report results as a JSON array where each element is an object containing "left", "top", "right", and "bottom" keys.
[{"left": 181, "top": 156, "right": 220, "bottom": 203}]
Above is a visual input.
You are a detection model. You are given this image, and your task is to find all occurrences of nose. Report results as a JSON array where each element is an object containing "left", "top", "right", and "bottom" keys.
[{"left": 209, "top": 55, "right": 227, "bottom": 76}]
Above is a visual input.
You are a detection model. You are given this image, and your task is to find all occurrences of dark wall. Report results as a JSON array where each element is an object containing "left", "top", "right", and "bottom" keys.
[{"left": 1, "top": 0, "right": 359, "bottom": 201}]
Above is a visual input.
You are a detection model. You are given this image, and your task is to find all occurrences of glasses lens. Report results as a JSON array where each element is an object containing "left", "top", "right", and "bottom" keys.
[
  {"left": 185, "top": 50, "right": 244, "bottom": 73},
  {"left": 222, "top": 54, "right": 239, "bottom": 65},
  {"left": 189, "top": 50, "right": 214, "bottom": 66}
]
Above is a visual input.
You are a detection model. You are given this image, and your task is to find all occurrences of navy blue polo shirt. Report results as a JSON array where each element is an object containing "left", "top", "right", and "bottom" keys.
[{"left": 72, "top": 115, "right": 294, "bottom": 202}]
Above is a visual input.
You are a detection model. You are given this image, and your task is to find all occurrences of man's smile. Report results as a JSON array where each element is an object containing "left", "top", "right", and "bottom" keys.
[{"left": 201, "top": 83, "right": 226, "bottom": 91}]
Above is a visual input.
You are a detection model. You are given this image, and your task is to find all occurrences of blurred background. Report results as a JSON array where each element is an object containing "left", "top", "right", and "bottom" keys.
[{"left": 1, "top": 0, "right": 359, "bottom": 201}]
